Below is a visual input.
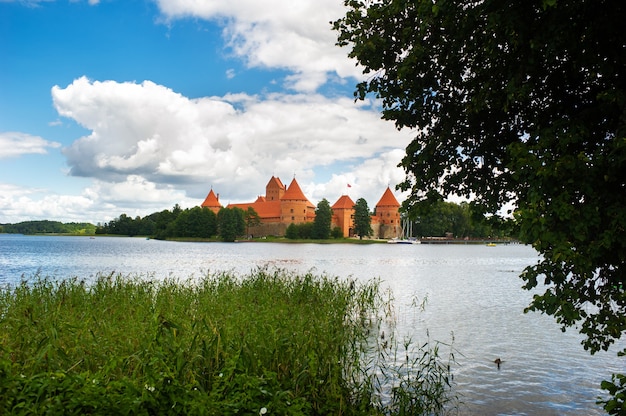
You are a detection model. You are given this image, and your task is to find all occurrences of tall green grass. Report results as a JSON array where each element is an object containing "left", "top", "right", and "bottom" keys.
[{"left": 0, "top": 269, "right": 456, "bottom": 415}]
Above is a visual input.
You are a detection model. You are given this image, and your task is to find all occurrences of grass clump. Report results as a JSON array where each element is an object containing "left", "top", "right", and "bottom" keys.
[{"left": 0, "top": 269, "right": 456, "bottom": 415}]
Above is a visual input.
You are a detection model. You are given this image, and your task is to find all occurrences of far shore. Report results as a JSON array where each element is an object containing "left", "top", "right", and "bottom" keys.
[{"left": 4, "top": 233, "right": 519, "bottom": 245}]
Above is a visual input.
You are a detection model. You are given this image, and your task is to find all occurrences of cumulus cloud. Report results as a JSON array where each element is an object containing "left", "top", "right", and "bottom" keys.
[
  {"left": 0, "top": 132, "right": 61, "bottom": 159},
  {"left": 52, "top": 77, "right": 411, "bottom": 207},
  {"left": 154, "top": 0, "right": 363, "bottom": 91},
  {"left": 0, "top": 175, "right": 197, "bottom": 224},
  {"left": 0, "top": 182, "right": 96, "bottom": 224}
]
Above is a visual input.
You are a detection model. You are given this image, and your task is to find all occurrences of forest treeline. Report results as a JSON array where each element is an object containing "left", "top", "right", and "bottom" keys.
[
  {"left": 95, "top": 205, "right": 252, "bottom": 242},
  {"left": 0, "top": 221, "right": 96, "bottom": 235}
]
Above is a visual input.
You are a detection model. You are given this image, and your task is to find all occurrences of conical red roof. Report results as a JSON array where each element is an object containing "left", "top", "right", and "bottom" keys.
[
  {"left": 375, "top": 187, "right": 400, "bottom": 208},
  {"left": 281, "top": 178, "right": 309, "bottom": 201},
  {"left": 332, "top": 195, "right": 355, "bottom": 209},
  {"left": 201, "top": 189, "right": 222, "bottom": 209}
]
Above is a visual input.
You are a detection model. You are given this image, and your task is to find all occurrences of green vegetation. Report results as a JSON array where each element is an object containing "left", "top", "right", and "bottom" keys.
[
  {"left": 0, "top": 270, "right": 456, "bottom": 415},
  {"left": 216, "top": 207, "right": 246, "bottom": 242},
  {"left": 96, "top": 205, "right": 250, "bottom": 242},
  {"left": 285, "top": 222, "right": 314, "bottom": 240},
  {"left": 312, "top": 198, "right": 332, "bottom": 239},
  {"left": 96, "top": 205, "right": 219, "bottom": 239},
  {"left": 353, "top": 198, "right": 373, "bottom": 240},
  {"left": 244, "top": 207, "right": 262, "bottom": 237},
  {"left": 410, "top": 201, "right": 513, "bottom": 239},
  {"left": 0, "top": 220, "right": 96, "bottom": 235},
  {"left": 335, "top": 0, "right": 625, "bottom": 411}
]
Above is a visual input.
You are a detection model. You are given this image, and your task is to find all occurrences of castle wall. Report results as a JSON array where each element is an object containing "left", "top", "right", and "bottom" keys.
[
  {"left": 373, "top": 222, "right": 400, "bottom": 239},
  {"left": 247, "top": 222, "right": 287, "bottom": 238},
  {"left": 332, "top": 209, "right": 354, "bottom": 237},
  {"left": 281, "top": 200, "right": 309, "bottom": 224}
]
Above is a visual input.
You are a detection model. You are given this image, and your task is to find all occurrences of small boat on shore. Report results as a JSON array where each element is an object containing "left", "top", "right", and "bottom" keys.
[{"left": 387, "top": 238, "right": 420, "bottom": 244}]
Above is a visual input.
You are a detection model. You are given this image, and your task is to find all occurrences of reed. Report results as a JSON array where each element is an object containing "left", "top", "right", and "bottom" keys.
[{"left": 0, "top": 269, "right": 456, "bottom": 415}]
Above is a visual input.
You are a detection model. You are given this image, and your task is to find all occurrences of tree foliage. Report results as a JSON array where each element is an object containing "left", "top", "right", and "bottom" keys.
[
  {"left": 171, "top": 207, "right": 217, "bottom": 238},
  {"left": 353, "top": 198, "right": 372, "bottom": 240},
  {"left": 285, "top": 222, "right": 314, "bottom": 240},
  {"left": 217, "top": 207, "right": 245, "bottom": 242},
  {"left": 335, "top": 1, "right": 626, "bottom": 410},
  {"left": 96, "top": 206, "right": 216, "bottom": 240},
  {"left": 412, "top": 201, "right": 510, "bottom": 239},
  {"left": 1, "top": 221, "right": 96, "bottom": 235},
  {"left": 244, "top": 207, "right": 262, "bottom": 237},
  {"left": 312, "top": 199, "right": 333, "bottom": 239}
]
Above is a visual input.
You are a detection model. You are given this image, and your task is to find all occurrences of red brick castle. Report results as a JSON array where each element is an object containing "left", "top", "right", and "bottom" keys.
[{"left": 201, "top": 176, "right": 401, "bottom": 239}]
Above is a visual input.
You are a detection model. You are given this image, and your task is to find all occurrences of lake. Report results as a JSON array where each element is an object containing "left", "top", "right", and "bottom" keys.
[{"left": 0, "top": 234, "right": 622, "bottom": 415}]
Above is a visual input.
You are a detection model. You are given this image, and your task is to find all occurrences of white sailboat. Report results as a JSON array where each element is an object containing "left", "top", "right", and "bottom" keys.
[{"left": 387, "top": 217, "right": 420, "bottom": 244}]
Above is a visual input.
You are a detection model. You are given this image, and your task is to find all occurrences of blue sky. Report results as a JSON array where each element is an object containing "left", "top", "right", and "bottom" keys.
[{"left": 0, "top": 0, "right": 411, "bottom": 224}]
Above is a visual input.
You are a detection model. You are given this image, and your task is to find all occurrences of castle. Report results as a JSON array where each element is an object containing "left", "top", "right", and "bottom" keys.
[{"left": 201, "top": 176, "right": 402, "bottom": 239}]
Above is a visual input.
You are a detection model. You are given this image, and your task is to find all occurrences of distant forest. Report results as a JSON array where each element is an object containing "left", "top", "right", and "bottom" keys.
[{"left": 0, "top": 221, "right": 96, "bottom": 235}]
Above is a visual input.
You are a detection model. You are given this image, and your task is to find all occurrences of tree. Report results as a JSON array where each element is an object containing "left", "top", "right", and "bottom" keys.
[
  {"left": 244, "top": 207, "right": 262, "bottom": 237},
  {"left": 331, "top": 226, "right": 343, "bottom": 239},
  {"left": 217, "top": 207, "right": 245, "bottom": 242},
  {"left": 353, "top": 198, "right": 372, "bottom": 240},
  {"left": 312, "top": 199, "right": 332, "bottom": 239},
  {"left": 171, "top": 207, "right": 217, "bottom": 238},
  {"left": 285, "top": 223, "right": 298, "bottom": 239},
  {"left": 335, "top": 1, "right": 626, "bottom": 410}
]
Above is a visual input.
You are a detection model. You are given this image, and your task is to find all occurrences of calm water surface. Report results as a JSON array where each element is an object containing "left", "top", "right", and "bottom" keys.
[{"left": 0, "top": 234, "right": 622, "bottom": 415}]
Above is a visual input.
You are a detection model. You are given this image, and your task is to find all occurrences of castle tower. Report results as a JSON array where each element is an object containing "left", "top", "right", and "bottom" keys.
[
  {"left": 374, "top": 187, "right": 401, "bottom": 238},
  {"left": 200, "top": 189, "right": 222, "bottom": 214},
  {"left": 280, "top": 178, "right": 315, "bottom": 224},
  {"left": 265, "top": 176, "right": 285, "bottom": 201},
  {"left": 331, "top": 195, "right": 355, "bottom": 238}
]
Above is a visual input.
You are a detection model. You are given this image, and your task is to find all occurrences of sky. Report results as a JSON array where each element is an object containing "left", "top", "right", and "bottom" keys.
[{"left": 0, "top": 0, "right": 413, "bottom": 225}]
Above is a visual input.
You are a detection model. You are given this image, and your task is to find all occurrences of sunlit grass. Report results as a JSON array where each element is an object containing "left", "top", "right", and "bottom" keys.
[{"left": 0, "top": 269, "right": 456, "bottom": 415}]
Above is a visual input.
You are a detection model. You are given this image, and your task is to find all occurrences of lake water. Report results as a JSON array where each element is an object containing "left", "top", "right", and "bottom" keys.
[{"left": 0, "top": 234, "right": 622, "bottom": 415}]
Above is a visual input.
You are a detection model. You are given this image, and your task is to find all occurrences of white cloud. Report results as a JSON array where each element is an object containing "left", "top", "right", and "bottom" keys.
[
  {"left": 306, "top": 149, "right": 410, "bottom": 209},
  {"left": 154, "top": 0, "right": 363, "bottom": 91},
  {"left": 0, "top": 175, "right": 197, "bottom": 224},
  {"left": 0, "top": 182, "right": 95, "bottom": 224},
  {"left": 0, "top": 132, "right": 61, "bottom": 159},
  {"left": 52, "top": 77, "right": 411, "bottom": 209}
]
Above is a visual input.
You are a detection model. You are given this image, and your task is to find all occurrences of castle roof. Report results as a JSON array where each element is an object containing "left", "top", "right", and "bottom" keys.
[
  {"left": 375, "top": 187, "right": 401, "bottom": 208},
  {"left": 332, "top": 195, "right": 355, "bottom": 210},
  {"left": 201, "top": 189, "right": 222, "bottom": 209},
  {"left": 266, "top": 176, "right": 285, "bottom": 190},
  {"left": 281, "top": 178, "right": 309, "bottom": 202},
  {"left": 228, "top": 200, "right": 282, "bottom": 220},
  {"left": 255, "top": 196, "right": 266, "bottom": 203}
]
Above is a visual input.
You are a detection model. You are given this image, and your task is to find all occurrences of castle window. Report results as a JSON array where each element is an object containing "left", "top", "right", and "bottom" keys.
[
  {"left": 291, "top": 216, "right": 295, "bottom": 221},
  {"left": 290, "top": 208, "right": 294, "bottom": 213},
  {"left": 387, "top": 212, "right": 390, "bottom": 217}
]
